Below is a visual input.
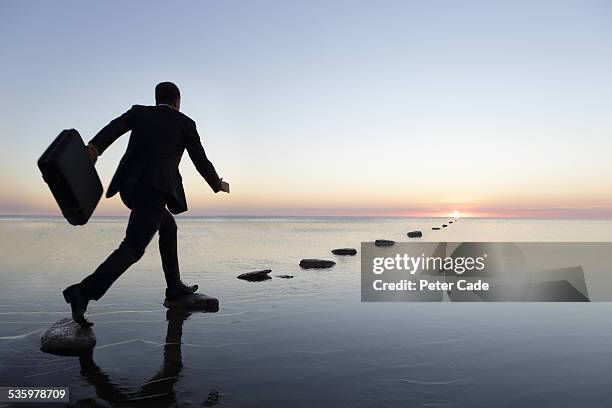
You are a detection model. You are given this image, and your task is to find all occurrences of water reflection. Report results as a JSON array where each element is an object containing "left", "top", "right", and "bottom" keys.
[{"left": 76, "top": 309, "right": 219, "bottom": 407}]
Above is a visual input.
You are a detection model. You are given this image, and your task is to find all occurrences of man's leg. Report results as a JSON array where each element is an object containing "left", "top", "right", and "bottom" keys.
[
  {"left": 64, "top": 204, "right": 163, "bottom": 326},
  {"left": 80, "top": 201, "right": 166, "bottom": 301},
  {"left": 64, "top": 188, "right": 168, "bottom": 327},
  {"left": 158, "top": 209, "right": 180, "bottom": 289},
  {"left": 159, "top": 209, "right": 199, "bottom": 300}
]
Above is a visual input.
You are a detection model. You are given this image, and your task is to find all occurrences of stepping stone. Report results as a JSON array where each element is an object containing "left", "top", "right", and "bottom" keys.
[
  {"left": 331, "top": 248, "right": 357, "bottom": 256},
  {"left": 432, "top": 227, "right": 441, "bottom": 230},
  {"left": 442, "top": 224, "right": 448, "bottom": 228},
  {"left": 374, "top": 239, "right": 395, "bottom": 247},
  {"left": 407, "top": 231, "right": 423, "bottom": 238},
  {"left": 164, "top": 292, "right": 219, "bottom": 312},
  {"left": 276, "top": 274, "right": 294, "bottom": 279},
  {"left": 237, "top": 269, "right": 272, "bottom": 281},
  {"left": 40, "top": 318, "right": 96, "bottom": 356},
  {"left": 299, "top": 259, "right": 336, "bottom": 269}
]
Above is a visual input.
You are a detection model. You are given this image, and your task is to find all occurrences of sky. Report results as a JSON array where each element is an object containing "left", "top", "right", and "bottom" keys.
[{"left": 1, "top": 0, "right": 611, "bottom": 218}]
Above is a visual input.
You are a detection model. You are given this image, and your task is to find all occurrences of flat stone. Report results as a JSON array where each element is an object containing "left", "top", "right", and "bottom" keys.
[
  {"left": 276, "top": 274, "right": 294, "bottom": 279},
  {"left": 40, "top": 318, "right": 96, "bottom": 356},
  {"left": 432, "top": 227, "right": 441, "bottom": 230},
  {"left": 299, "top": 259, "right": 336, "bottom": 269},
  {"left": 164, "top": 292, "right": 219, "bottom": 312},
  {"left": 237, "top": 269, "right": 272, "bottom": 281},
  {"left": 331, "top": 248, "right": 357, "bottom": 256},
  {"left": 374, "top": 239, "right": 395, "bottom": 247},
  {"left": 407, "top": 231, "right": 423, "bottom": 238}
]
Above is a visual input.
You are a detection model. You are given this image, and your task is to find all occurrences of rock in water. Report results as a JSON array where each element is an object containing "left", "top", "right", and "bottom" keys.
[
  {"left": 237, "top": 269, "right": 272, "bottom": 281},
  {"left": 331, "top": 248, "right": 357, "bottom": 256},
  {"left": 299, "top": 259, "right": 336, "bottom": 269},
  {"left": 374, "top": 239, "right": 395, "bottom": 247},
  {"left": 449, "top": 221, "right": 453, "bottom": 224},
  {"left": 432, "top": 227, "right": 441, "bottom": 230},
  {"left": 164, "top": 292, "right": 219, "bottom": 312},
  {"left": 40, "top": 318, "right": 96, "bottom": 355},
  {"left": 204, "top": 387, "right": 220, "bottom": 406},
  {"left": 442, "top": 224, "right": 448, "bottom": 228},
  {"left": 276, "top": 274, "right": 294, "bottom": 279},
  {"left": 407, "top": 231, "right": 423, "bottom": 238}
]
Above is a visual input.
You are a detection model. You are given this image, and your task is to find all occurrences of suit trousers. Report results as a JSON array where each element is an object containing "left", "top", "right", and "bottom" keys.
[{"left": 80, "top": 184, "right": 181, "bottom": 300}]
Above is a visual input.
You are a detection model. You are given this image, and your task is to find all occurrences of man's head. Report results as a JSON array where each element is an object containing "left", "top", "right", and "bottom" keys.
[{"left": 155, "top": 82, "right": 181, "bottom": 110}]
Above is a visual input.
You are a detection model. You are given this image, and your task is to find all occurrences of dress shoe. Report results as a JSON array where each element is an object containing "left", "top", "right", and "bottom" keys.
[
  {"left": 62, "top": 284, "right": 94, "bottom": 327},
  {"left": 165, "top": 281, "right": 199, "bottom": 301}
]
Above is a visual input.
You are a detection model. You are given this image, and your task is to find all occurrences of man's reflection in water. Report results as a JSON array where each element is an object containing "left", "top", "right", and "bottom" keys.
[{"left": 77, "top": 308, "right": 220, "bottom": 406}]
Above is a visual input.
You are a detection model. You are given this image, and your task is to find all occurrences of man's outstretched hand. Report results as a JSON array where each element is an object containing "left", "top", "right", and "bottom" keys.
[
  {"left": 86, "top": 144, "right": 99, "bottom": 164},
  {"left": 220, "top": 179, "right": 230, "bottom": 193}
]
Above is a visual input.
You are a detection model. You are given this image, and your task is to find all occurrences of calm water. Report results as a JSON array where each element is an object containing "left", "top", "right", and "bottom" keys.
[{"left": 1, "top": 217, "right": 612, "bottom": 407}]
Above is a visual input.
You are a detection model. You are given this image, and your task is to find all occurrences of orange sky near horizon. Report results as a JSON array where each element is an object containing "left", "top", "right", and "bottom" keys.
[{"left": 4, "top": 176, "right": 612, "bottom": 218}]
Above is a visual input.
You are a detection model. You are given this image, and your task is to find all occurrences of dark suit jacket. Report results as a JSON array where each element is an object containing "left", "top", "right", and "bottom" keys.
[{"left": 89, "top": 104, "right": 222, "bottom": 214}]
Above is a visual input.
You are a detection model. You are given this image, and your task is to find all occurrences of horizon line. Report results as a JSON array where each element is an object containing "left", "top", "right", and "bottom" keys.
[{"left": 1, "top": 214, "right": 611, "bottom": 221}]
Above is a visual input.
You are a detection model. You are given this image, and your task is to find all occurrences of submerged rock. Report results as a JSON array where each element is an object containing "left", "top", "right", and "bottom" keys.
[
  {"left": 237, "top": 269, "right": 272, "bottom": 281},
  {"left": 40, "top": 318, "right": 96, "bottom": 356},
  {"left": 407, "top": 231, "right": 423, "bottom": 238},
  {"left": 432, "top": 227, "right": 441, "bottom": 230},
  {"left": 299, "top": 259, "right": 336, "bottom": 269},
  {"left": 374, "top": 239, "right": 395, "bottom": 247},
  {"left": 276, "top": 274, "right": 294, "bottom": 279},
  {"left": 204, "top": 387, "right": 220, "bottom": 407},
  {"left": 164, "top": 292, "right": 219, "bottom": 312},
  {"left": 331, "top": 248, "right": 357, "bottom": 256}
]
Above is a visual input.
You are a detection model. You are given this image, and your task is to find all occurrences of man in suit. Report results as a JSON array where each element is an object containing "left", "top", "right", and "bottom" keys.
[{"left": 63, "top": 82, "right": 229, "bottom": 327}]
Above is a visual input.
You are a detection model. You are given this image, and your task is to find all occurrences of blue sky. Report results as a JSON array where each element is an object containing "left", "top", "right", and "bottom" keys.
[{"left": 1, "top": 0, "right": 611, "bottom": 216}]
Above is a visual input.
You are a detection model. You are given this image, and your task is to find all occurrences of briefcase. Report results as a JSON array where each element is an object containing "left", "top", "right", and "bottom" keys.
[{"left": 38, "top": 129, "right": 103, "bottom": 225}]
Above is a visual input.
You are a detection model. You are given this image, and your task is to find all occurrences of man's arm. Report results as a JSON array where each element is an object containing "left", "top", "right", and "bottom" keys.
[
  {"left": 88, "top": 107, "right": 135, "bottom": 157},
  {"left": 185, "top": 122, "right": 227, "bottom": 193}
]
